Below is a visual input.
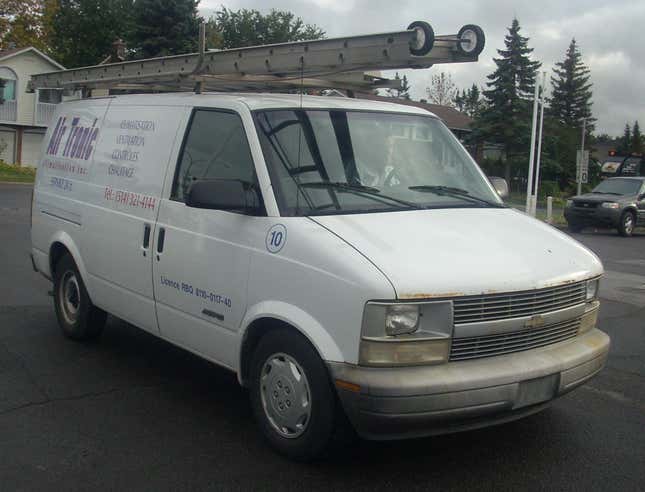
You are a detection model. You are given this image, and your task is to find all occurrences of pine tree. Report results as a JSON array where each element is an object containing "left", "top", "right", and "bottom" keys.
[
  {"left": 550, "top": 39, "right": 594, "bottom": 131},
  {"left": 475, "top": 18, "right": 541, "bottom": 183},
  {"left": 620, "top": 123, "right": 631, "bottom": 154},
  {"left": 386, "top": 72, "right": 411, "bottom": 99},
  {"left": 129, "top": 0, "right": 201, "bottom": 59},
  {"left": 455, "top": 84, "right": 482, "bottom": 118},
  {"left": 631, "top": 121, "right": 642, "bottom": 154}
]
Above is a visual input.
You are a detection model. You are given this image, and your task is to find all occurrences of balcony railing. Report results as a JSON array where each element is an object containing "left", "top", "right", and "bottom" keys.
[
  {"left": 36, "top": 102, "right": 58, "bottom": 126},
  {"left": 0, "top": 100, "right": 17, "bottom": 122}
]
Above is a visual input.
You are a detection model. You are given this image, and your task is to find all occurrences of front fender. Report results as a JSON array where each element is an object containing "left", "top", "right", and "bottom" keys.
[{"left": 238, "top": 300, "right": 346, "bottom": 380}]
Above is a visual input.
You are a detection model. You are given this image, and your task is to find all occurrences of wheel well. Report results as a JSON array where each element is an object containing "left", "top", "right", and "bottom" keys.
[
  {"left": 239, "top": 317, "right": 313, "bottom": 386},
  {"left": 49, "top": 242, "right": 71, "bottom": 276}
]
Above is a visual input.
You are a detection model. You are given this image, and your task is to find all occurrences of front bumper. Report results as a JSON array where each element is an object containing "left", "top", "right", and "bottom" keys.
[
  {"left": 329, "top": 328, "right": 609, "bottom": 440},
  {"left": 564, "top": 206, "right": 621, "bottom": 227}
]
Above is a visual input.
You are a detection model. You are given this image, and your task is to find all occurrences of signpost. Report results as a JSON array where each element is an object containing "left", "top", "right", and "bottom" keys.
[{"left": 576, "top": 149, "right": 589, "bottom": 185}]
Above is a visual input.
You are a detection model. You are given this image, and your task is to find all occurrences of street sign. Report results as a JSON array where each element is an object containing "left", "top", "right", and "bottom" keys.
[{"left": 576, "top": 150, "right": 589, "bottom": 184}]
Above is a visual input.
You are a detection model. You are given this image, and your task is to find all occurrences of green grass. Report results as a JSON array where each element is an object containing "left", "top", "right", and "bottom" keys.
[{"left": 0, "top": 162, "right": 36, "bottom": 183}]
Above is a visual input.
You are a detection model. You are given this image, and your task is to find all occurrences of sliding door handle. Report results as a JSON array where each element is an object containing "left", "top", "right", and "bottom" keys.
[
  {"left": 156, "top": 227, "right": 166, "bottom": 257},
  {"left": 142, "top": 223, "right": 151, "bottom": 248}
]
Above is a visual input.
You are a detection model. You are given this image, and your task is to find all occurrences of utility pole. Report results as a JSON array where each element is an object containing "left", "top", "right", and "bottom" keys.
[
  {"left": 577, "top": 118, "right": 587, "bottom": 196},
  {"left": 525, "top": 77, "right": 541, "bottom": 214}
]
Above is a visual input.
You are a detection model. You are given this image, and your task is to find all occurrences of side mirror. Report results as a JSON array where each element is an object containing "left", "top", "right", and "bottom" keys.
[
  {"left": 489, "top": 176, "right": 509, "bottom": 199},
  {"left": 186, "top": 179, "right": 260, "bottom": 213}
]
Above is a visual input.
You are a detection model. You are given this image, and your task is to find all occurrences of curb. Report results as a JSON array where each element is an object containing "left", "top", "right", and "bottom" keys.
[{"left": 0, "top": 181, "right": 34, "bottom": 186}]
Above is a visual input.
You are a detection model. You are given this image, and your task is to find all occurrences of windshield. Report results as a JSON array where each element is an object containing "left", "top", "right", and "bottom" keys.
[
  {"left": 592, "top": 178, "right": 643, "bottom": 195},
  {"left": 254, "top": 109, "right": 502, "bottom": 216}
]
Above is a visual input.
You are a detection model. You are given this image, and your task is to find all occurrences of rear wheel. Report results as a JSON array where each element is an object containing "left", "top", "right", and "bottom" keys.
[
  {"left": 249, "top": 329, "right": 344, "bottom": 461},
  {"left": 53, "top": 254, "right": 106, "bottom": 341},
  {"left": 618, "top": 210, "right": 636, "bottom": 237}
]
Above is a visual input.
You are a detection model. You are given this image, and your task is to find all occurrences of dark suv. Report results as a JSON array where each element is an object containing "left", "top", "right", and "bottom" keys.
[{"left": 564, "top": 177, "right": 645, "bottom": 236}]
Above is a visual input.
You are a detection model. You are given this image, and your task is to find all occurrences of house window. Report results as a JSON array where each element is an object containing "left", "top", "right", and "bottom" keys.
[
  {"left": 38, "top": 89, "right": 62, "bottom": 104},
  {"left": 0, "top": 67, "right": 17, "bottom": 101}
]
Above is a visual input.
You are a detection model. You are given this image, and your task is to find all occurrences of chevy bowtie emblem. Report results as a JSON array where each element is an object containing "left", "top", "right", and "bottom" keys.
[{"left": 525, "top": 315, "right": 545, "bottom": 329}]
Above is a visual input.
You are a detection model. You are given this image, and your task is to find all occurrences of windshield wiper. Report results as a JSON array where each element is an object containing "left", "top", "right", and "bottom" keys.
[
  {"left": 591, "top": 191, "right": 621, "bottom": 195},
  {"left": 300, "top": 181, "right": 422, "bottom": 210},
  {"left": 408, "top": 185, "right": 505, "bottom": 208}
]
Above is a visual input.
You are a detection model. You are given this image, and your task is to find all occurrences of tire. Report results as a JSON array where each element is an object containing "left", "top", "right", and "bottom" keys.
[
  {"left": 617, "top": 210, "right": 636, "bottom": 237},
  {"left": 457, "top": 24, "right": 486, "bottom": 56},
  {"left": 567, "top": 221, "right": 583, "bottom": 233},
  {"left": 249, "top": 328, "right": 346, "bottom": 461},
  {"left": 407, "top": 21, "right": 435, "bottom": 56},
  {"left": 53, "top": 254, "right": 106, "bottom": 341}
]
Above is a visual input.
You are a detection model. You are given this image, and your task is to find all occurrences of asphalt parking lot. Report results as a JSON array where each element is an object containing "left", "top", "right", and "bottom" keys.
[{"left": 1, "top": 182, "right": 643, "bottom": 491}]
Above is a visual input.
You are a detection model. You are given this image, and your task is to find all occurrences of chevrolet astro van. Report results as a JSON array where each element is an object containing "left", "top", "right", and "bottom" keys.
[{"left": 31, "top": 93, "right": 610, "bottom": 460}]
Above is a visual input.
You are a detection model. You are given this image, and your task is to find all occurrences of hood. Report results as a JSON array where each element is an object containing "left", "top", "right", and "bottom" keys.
[
  {"left": 574, "top": 193, "right": 631, "bottom": 202},
  {"left": 311, "top": 208, "right": 603, "bottom": 299}
]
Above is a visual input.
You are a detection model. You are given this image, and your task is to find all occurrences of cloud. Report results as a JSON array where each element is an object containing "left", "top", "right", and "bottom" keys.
[{"left": 199, "top": 0, "right": 645, "bottom": 135}]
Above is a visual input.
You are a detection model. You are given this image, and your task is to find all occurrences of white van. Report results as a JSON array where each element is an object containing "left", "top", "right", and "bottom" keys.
[{"left": 31, "top": 93, "right": 609, "bottom": 460}]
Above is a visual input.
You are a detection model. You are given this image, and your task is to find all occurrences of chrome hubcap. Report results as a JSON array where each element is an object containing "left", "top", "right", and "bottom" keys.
[
  {"left": 260, "top": 353, "right": 311, "bottom": 439},
  {"left": 59, "top": 271, "right": 80, "bottom": 324},
  {"left": 624, "top": 214, "right": 634, "bottom": 233}
]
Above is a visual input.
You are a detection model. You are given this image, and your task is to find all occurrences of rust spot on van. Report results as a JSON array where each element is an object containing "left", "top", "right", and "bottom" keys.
[
  {"left": 543, "top": 277, "right": 579, "bottom": 288},
  {"left": 399, "top": 292, "right": 463, "bottom": 300}
]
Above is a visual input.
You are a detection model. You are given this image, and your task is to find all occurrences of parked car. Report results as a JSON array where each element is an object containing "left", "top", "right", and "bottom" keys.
[
  {"left": 31, "top": 93, "right": 609, "bottom": 460},
  {"left": 564, "top": 177, "right": 645, "bottom": 236}
]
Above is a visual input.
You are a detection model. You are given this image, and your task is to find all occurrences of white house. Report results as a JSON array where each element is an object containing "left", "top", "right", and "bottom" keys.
[{"left": 0, "top": 47, "right": 65, "bottom": 166}]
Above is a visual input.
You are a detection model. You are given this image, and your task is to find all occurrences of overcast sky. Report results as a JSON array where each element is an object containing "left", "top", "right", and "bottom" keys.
[{"left": 201, "top": 0, "right": 644, "bottom": 136}]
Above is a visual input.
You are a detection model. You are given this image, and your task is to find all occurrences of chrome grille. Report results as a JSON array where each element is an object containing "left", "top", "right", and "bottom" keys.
[
  {"left": 453, "top": 282, "right": 586, "bottom": 324},
  {"left": 450, "top": 318, "right": 580, "bottom": 361}
]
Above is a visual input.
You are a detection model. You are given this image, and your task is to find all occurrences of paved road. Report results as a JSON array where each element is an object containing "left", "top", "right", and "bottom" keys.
[{"left": 1, "top": 183, "right": 643, "bottom": 491}]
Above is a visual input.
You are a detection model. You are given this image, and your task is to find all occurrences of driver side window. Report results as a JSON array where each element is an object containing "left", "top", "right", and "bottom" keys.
[{"left": 172, "top": 109, "right": 257, "bottom": 202}]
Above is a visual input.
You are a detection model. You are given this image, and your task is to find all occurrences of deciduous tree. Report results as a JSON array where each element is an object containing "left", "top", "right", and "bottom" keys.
[
  {"left": 50, "top": 0, "right": 134, "bottom": 67},
  {"left": 426, "top": 71, "right": 456, "bottom": 106},
  {"left": 207, "top": 7, "right": 324, "bottom": 50}
]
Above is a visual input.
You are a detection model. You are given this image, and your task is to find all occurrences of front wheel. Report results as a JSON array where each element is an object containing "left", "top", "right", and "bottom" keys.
[
  {"left": 249, "top": 329, "right": 343, "bottom": 461},
  {"left": 567, "top": 221, "right": 583, "bottom": 233},
  {"left": 618, "top": 210, "right": 636, "bottom": 237},
  {"left": 53, "top": 254, "right": 106, "bottom": 341}
]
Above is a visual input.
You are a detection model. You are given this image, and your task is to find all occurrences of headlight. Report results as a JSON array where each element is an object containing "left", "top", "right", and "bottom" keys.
[
  {"left": 359, "top": 301, "right": 453, "bottom": 367},
  {"left": 586, "top": 278, "right": 599, "bottom": 301},
  {"left": 566, "top": 199, "right": 573, "bottom": 207},
  {"left": 385, "top": 305, "right": 419, "bottom": 336},
  {"left": 601, "top": 202, "right": 619, "bottom": 209}
]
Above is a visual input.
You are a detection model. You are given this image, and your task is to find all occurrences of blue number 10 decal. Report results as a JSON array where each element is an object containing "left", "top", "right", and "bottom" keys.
[{"left": 266, "top": 224, "right": 287, "bottom": 253}]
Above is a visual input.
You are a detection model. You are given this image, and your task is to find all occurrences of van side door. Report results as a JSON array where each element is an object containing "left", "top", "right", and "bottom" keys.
[
  {"left": 84, "top": 104, "right": 183, "bottom": 334},
  {"left": 153, "top": 108, "right": 264, "bottom": 369}
]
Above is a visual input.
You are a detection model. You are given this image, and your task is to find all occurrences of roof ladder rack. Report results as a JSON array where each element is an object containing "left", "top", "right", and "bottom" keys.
[{"left": 28, "top": 21, "right": 485, "bottom": 94}]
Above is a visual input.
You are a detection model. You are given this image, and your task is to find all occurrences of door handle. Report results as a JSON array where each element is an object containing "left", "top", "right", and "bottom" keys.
[
  {"left": 142, "top": 223, "right": 151, "bottom": 255},
  {"left": 156, "top": 227, "right": 165, "bottom": 260}
]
